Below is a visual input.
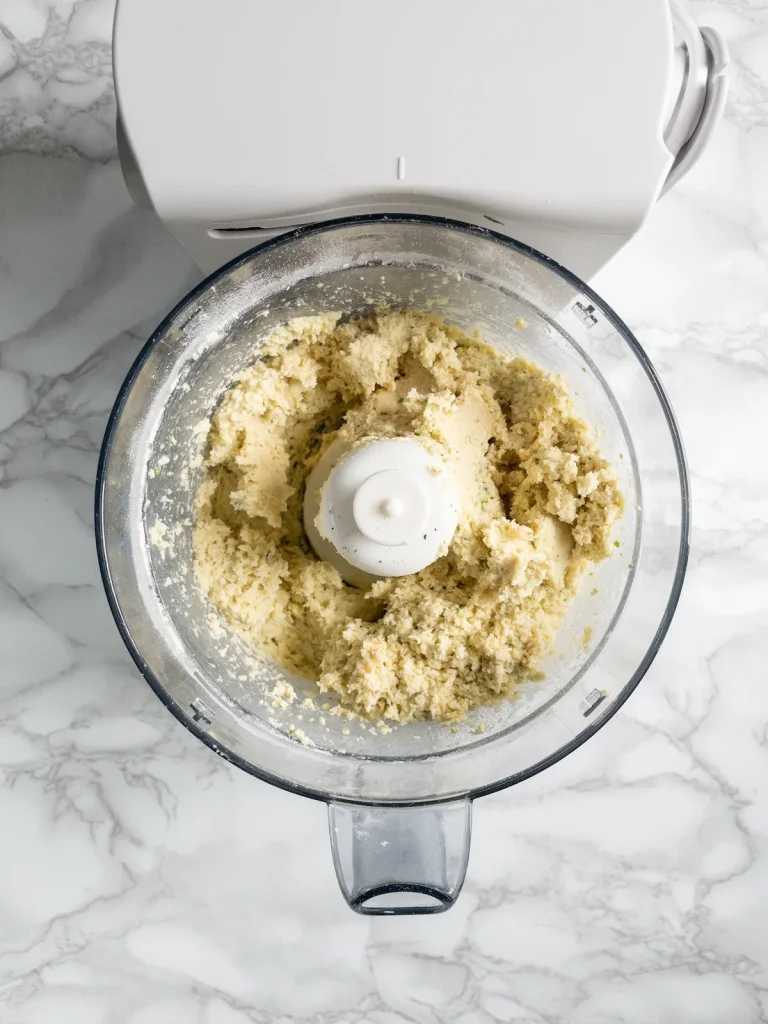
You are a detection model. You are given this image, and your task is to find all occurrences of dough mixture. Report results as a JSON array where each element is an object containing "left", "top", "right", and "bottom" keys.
[{"left": 193, "top": 311, "right": 623, "bottom": 723}]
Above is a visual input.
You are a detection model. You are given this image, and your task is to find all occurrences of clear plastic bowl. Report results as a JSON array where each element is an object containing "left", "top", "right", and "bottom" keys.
[{"left": 96, "top": 216, "right": 689, "bottom": 914}]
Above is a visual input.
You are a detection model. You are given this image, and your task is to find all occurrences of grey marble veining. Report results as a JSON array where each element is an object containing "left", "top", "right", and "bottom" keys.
[
  {"left": 1, "top": 1, "right": 768, "bottom": 1021},
  {"left": 0, "top": 0, "right": 115, "bottom": 158}
]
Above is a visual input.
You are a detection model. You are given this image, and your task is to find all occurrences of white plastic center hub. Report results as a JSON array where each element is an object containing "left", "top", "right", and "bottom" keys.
[
  {"left": 352, "top": 469, "right": 429, "bottom": 546},
  {"left": 381, "top": 496, "right": 404, "bottom": 518},
  {"left": 303, "top": 437, "right": 460, "bottom": 586}
]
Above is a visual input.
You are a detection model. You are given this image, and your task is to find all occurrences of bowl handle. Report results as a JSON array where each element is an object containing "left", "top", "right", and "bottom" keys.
[{"left": 328, "top": 798, "right": 472, "bottom": 915}]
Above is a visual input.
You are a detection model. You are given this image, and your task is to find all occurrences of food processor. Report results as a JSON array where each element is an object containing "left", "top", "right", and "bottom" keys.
[
  {"left": 113, "top": 0, "right": 728, "bottom": 278},
  {"left": 98, "top": 1, "right": 722, "bottom": 913}
]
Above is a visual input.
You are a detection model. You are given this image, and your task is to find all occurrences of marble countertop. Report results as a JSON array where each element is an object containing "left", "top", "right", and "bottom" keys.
[{"left": 1, "top": 1, "right": 767, "bottom": 1021}]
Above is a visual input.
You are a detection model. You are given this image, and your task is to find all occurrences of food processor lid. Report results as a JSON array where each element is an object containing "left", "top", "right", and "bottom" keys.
[{"left": 116, "top": 0, "right": 677, "bottom": 233}]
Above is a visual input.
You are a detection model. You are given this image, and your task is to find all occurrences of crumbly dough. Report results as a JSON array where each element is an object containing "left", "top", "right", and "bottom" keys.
[{"left": 193, "top": 311, "right": 623, "bottom": 723}]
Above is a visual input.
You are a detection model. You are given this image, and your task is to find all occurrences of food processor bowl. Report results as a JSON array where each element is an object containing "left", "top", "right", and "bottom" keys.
[{"left": 96, "top": 217, "right": 689, "bottom": 914}]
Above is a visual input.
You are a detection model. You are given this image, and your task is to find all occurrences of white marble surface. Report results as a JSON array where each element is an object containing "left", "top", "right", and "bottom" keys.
[{"left": 1, "top": 1, "right": 767, "bottom": 1021}]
